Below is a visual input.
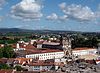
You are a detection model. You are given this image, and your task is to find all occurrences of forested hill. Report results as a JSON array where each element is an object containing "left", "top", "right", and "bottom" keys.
[{"left": 0, "top": 28, "right": 99, "bottom": 34}]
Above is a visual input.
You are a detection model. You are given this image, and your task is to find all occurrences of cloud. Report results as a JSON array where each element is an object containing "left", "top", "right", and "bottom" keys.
[
  {"left": 58, "top": 15, "right": 68, "bottom": 21},
  {"left": 0, "top": 16, "right": 3, "bottom": 21},
  {"left": 46, "top": 13, "right": 58, "bottom": 20},
  {"left": 0, "top": 0, "right": 8, "bottom": 22},
  {"left": 59, "top": 3, "right": 96, "bottom": 22},
  {"left": 0, "top": 0, "right": 6, "bottom": 21},
  {"left": 59, "top": 2, "right": 66, "bottom": 10},
  {"left": 46, "top": 13, "right": 68, "bottom": 21},
  {"left": 0, "top": 0, "right": 6, "bottom": 10},
  {"left": 10, "top": 0, "right": 43, "bottom": 21},
  {"left": 47, "top": 3, "right": 98, "bottom": 23},
  {"left": 95, "top": 4, "right": 100, "bottom": 18},
  {"left": 0, "top": 18, "right": 2, "bottom": 21},
  {"left": 98, "top": 4, "right": 100, "bottom": 10}
]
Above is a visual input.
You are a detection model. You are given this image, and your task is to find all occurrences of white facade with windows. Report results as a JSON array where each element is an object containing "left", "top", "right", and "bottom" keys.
[
  {"left": 13, "top": 48, "right": 26, "bottom": 51},
  {"left": 28, "top": 65, "right": 53, "bottom": 71},
  {"left": 26, "top": 51, "right": 64, "bottom": 60},
  {"left": 72, "top": 48, "right": 97, "bottom": 56}
]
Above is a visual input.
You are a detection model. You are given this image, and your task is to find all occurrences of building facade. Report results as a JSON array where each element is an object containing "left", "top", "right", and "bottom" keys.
[
  {"left": 26, "top": 50, "right": 64, "bottom": 60},
  {"left": 72, "top": 48, "right": 97, "bottom": 56}
]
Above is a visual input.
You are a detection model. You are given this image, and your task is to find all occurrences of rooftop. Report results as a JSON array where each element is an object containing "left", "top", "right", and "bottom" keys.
[
  {"left": 43, "top": 42, "right": 60, "bottom": 45},
  {"left": 0, "top": 69, "right": 13, "bottom": 73},
  {"left": 26, "top": 49, "right": 63, "bottom": 55},
  {"left": 16, "top": 49, "right": 63, "bottom": 55},
  {"left": 73, "top": 47, "right": 96, "bottom": 51}
]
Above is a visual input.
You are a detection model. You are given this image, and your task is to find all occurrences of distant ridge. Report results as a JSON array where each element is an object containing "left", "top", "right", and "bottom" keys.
[
  {"left": 0, "top": 28, "right": 99, "bottom": 34},
  {"left": 0, "top": 28, "right": 33, "bottom": 33}
]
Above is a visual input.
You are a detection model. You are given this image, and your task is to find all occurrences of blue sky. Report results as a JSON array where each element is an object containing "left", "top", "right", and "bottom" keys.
[{"left": 0, "top": 0, "right": 100, "bottom": 32}]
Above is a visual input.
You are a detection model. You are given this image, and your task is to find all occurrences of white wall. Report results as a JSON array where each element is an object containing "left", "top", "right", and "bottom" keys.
[
  {"left": 30, "top": 40, "right": 36, "bottom": 44},
  {"left": 28, "top": 65, "right": 53, "bottom": 71},
  {"left": 72, "top": 49, "right": 97, "bottom": 56},
  {"left": 14, "top": 48, "right": 26, "bottom": 51},
  {"left": 37, "top": 44, "right": 42, "bottom": 48},
  {"left": 26, "top": 51, "right": 64, "bottom": 60}
]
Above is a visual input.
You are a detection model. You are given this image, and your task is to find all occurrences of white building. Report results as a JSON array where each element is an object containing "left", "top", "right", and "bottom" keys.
[
  {"left": 18, "top": 40, "right": 25, "bottom": 43},
  {"left": 14, "top": 58, "right": 61, "bottom": 71},
  {"left": 26, "top": 49, "right": 64, "bottom": 60},
  {"left": 72, "top": 48, "right": 97, "bottom": 56},
  {"left": 13, "top": 43, "right": 26, "bottom": 51},
  {"left": 28, "top": 64, "right": 53, "bottom": 71},
  {"left": 30, "top": 40, "right": 36, "bottom": 44},
  {"left": 13, "top": 48, "right": 26, "bottom": 51}
]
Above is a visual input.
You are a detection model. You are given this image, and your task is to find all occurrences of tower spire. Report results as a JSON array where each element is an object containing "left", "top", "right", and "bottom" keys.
[{"left": 62, "top": 36, "right": 73, "bottom": 60}]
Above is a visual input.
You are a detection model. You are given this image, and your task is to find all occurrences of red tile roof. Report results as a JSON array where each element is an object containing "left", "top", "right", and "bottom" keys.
[
  {"left": 12, "top": 43, "right": 36, "bottom": 49},
  {"left": 73, "top": 47, "right": 96, "bottom": 51},
  {"left": 15, "top": 58, "right": 33, "bottom": 64},
  {"left": 0, "top": 69, "right": 13, "bottom": 73},
  {"left": 28, "top": 62, "right": 54, "bottom": 66},
  {"left": 36, "top": 41, "right": 44, "bottom": 44},
  {"left": 0, "top": 58, "right": 8, "bottom": 63},
  {"left": 27, "top": 60, "right": 64, "bottom": 66},
  {"left": 26, "top": 49, "right": 63, "bottom": 54},
  {"left": 96, "top": 60, "right": 100, "bottom": 62},
  {"left": 14, "top": 71, "right": 42, "bottom": 73},
  {"left": 43, "top": 42, "right": 60, "bottom": 45},
  {"left": 25, "top": 44, "right": 36, "bottom": 49}
]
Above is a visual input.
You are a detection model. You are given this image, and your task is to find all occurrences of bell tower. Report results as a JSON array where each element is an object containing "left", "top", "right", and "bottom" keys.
[{"left": 62, "top": 36, "right": 72, "bottom": 58}]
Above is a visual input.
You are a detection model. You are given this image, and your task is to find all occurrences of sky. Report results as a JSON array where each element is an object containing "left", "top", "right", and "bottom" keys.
[{"left": 0, "top": 0, "right": 100, "bottom": 32}]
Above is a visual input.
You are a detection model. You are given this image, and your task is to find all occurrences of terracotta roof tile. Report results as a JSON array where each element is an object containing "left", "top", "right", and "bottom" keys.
[
  {"left": 15, "top": 58, "right": 33, "bottom": 64},
  {"left": 25, "top": 44, "right": 36, "bottom": 49},
  {"left": 14, "top": 71, "right": 40, "bottom": 73},
  {"left": 26, "top": 49, "right": 63, "bottom": 54},
  {"left": 0, "top": 69, "right": 13, "bottom": 73},
  {"left": 0, "top": 58, "right": 8, "bottom": 63},
  {"left": 73, "top": 48, "right": 96, "bottom": 51}
]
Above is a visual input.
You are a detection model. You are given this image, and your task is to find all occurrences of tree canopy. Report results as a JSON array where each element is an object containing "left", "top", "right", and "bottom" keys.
[
  {"left": 0, "top": 45, "right": 15, "bottom": 58},
  {"left": 0, "top": 64, "right": 11, "bottom": 69},
  {"left": 71, "top": 34, "right": 99, "bottom": 49}
]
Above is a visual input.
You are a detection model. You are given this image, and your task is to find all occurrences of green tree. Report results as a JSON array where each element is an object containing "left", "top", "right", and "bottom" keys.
[
  {"left": 0, "top": 49, "right": 3, "bottom": 58},
  {"left": 14, "top": 65, "right": 23, "bottom": 71},
  {"left": 2, "top": 46, "right": 14, "bottom": 58},
  {"left": 92, "top": 37, "right": 98, "bottom": 47},
  {"left": 0, "top": 45, "right": 15, "bottom": 58},
  {"left": 0, "top": 64, "right": 10, "bottom": 69}
]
